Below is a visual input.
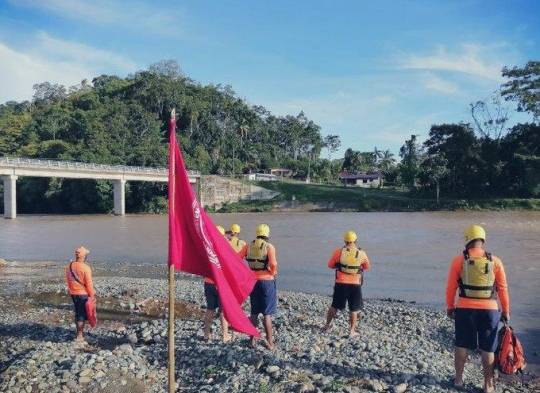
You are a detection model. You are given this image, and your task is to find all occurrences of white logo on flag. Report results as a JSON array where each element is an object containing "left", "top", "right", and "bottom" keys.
[{"left": 192, "top": 200, "right": 221, "bottom": 269}]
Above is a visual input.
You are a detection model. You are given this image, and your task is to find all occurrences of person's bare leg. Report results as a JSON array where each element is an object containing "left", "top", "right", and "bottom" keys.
[
  {"left": 203, "top": 309, "right": 215, "bottom": 341},
  {"left": 481, "top": 351, "right": 495, "bottom": 393},
  {"left": 454, "top": 347, "right": 468, "bottom": 386},
  {"left": 250, "top": 314, "right": 259, "bottom": 347},
  {"left": 220, "top": 311, "right": 232, "bottom": 342},
  {"left": 324, "top": 307, "right": 337, "bottom": 331},
  {"left": 349, "top": 311, "right": 359, "bottom": 337},
  {"left": 75, "top": 321, "right": 85, "bottom": 341},
  {"left": 263, "top": 315, "right": 274, "bottom": 350}
]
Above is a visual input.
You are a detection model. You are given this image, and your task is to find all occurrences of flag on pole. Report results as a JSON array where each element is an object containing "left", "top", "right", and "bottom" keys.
[{"left": 167, "top": 112, "right": 260, "bottom": 337}]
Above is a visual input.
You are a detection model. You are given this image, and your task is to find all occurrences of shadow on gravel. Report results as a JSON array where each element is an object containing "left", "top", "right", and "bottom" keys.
[
  {"left": 0, "top": 348, "right": 33, "bottom": 374},
  {"left": 0, "top": 322, "right": 125, "bottom": 350}
]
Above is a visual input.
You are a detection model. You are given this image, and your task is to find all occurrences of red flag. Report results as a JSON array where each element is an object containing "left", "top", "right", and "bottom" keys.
[{"left": 167, "top": 111, "right": 259, "bottom": 337}]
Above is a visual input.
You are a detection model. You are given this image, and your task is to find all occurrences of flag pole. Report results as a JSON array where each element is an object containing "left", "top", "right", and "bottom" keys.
[
  {"left": 168, "top": 108, "right": 176, "bottom": 393},
  {"left": 168, "top": 263, "right": 175, "bottom": 393}
]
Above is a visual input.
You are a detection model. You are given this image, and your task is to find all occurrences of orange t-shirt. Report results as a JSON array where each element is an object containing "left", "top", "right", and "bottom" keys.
[
  {"left": 446, "top": 247, "right": 510, "bottom": 315},
  {"left": 328, "top": 247, "right": 370, "bottom": 285},
  {"left": 238, "top": 242, "right": 277, "bottom": 280},
  {"left": 65, "top": 261, "right": 95, "bottom": 297}
]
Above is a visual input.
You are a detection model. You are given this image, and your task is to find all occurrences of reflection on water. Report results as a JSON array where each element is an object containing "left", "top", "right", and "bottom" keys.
[{"left": 1, "top": 211, "right": 539, "bottom": 363}]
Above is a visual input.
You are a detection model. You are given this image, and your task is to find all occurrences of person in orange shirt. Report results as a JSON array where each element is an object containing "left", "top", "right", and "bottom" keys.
[
  {"left": 243, "top": 223, "right": 278, "bottom": 350},
  {"left": 65, "top": 246, "right": 95, "bottom": 344},
  {"left": 203, "top": 225, "right": 232, "bottom": 342},
  {"left": 446, "top": 225, "right": 510, "bottom": 393},
  {"left": 323, "top": 230, "right": 370, "bottom": 337}
]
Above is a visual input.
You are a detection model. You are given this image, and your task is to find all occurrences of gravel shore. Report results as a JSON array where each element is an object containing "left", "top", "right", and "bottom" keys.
[{"left": 0, "top": 262, "right": 536, "bottom": 393}]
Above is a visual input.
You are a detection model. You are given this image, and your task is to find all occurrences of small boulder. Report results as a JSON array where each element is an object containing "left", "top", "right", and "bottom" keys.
[
  {"left": 394, "top": 383, "right": 407, "bottom": 393},
  {"left": 265, "top": 365, "right": 280, "bottom": 374}
]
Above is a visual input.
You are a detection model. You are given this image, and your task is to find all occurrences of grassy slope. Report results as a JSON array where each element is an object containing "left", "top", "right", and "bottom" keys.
[{"left": 216, "top": 181, "right": 540, "bottom": 213}]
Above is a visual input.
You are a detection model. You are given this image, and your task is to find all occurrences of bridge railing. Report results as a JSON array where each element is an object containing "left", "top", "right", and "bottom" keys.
[{"left": 0, "top": 156, "right": 200, "bottom": 177}]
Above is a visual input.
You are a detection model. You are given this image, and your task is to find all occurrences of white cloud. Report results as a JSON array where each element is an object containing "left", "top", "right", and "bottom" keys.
[
  {"left": 401, "top": 43, "right": 504, "bottom": 81},
  {"left": 9, "top": 0, "right": 185, "bottom": 36},
  {"left": 423, "top": 73, "right": 459, "bottom": 94},
  {"left": 0, "top": 33, "right": 137, "bottom": 103},
  {"left": 37, "top": 32, "right": 137, "bottom": 72},
  {"left": 0, "top": 43, "right": 88, "bottom": 103}
]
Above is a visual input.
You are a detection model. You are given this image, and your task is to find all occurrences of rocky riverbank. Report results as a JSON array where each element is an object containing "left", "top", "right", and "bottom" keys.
[{"left": 0, "top": 262, "right": 537, "bottom": 393}]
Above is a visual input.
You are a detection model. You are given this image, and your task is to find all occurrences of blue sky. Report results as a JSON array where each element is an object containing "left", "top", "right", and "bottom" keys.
[{"left": 0, "top": 0, "right": 538, "bottom": 155}]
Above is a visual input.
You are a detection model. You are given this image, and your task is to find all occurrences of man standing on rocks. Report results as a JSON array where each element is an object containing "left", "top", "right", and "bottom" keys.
[
  {"left": 323, "top": 230, "right": 370, "bottom": 337},
  {"left": 446, "top": 224, "right": 510, "bottom": 393},
  {"left": 227, "top": 223, "right": 247, "bottom": 255},
  {"left": 65, "top": 246, "right": 95, "bottom": 344},
  {"left": 244, "top": 223, "right": 278, "bottom": 350},
  {"left": 203, "top": 225, "right": 232, "bottom": 342}
]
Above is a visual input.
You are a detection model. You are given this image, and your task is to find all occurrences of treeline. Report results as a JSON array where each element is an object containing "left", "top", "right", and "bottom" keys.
[
  {"left": 341, "top": 61, "right": 540, "bottom": 200},
  {"left": 0, "top": 60, "right": 340, "bottom": 213},
  {"left": 396, "top": 62, "right": 539, "bottom": 200},
  {"left": 0, "top": 60, "right": 538, "bottom": 214}
]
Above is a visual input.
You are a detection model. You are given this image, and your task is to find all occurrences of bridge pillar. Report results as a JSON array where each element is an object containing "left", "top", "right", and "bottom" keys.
[
  {"left": 3, "top": 175, "right": 18, "bottom": 219},
  {"left": 113, "top": 179, "right": 126, "bottom": 216}
]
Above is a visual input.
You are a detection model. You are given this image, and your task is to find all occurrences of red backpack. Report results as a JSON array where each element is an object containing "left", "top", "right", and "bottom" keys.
[{"left": 496, "top": 324, "right": 526, "bottom": 374}]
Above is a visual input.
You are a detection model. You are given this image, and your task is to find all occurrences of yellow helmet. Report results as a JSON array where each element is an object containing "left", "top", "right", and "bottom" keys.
[
  {"left": 216, "top": 225, "right": 226, "bottom": 236},
  {"left": 344, "top": 230, "right": 357, "bottom": 243},
  {"left": 464, "top": 224, "right": 486, "bottom": 244},
  {"left": 230, "top": 224, "right": 241, "bottom": 234},
  {"left": 256, "top": 223, "right": 270, "bottom": 237}
]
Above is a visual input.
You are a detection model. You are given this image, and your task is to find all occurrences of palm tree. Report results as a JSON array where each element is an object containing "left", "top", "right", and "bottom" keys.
[{"left": 376, "top": 149, "right": 396, "bottom": 188}]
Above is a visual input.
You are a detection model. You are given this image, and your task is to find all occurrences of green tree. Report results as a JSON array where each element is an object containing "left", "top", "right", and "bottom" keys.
[
  {"left": 501, "top": 61, "right": 540, "bottom": 120},
  {"left": 423, "top": 124, "right": 479, "bottom": 196},
  {"left": 398, "top": 135, "right": 422, "bottom": 189},
  {"left": 323, "top": 134, "right": 341, "bottom": 160},
  {"left": 419, "top": 154, "right": 449, "bottom": 204}
]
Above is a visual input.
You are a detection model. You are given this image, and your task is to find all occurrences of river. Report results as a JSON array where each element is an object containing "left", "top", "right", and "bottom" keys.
[{"left": 1, "top": 211, "right": 539, "bottom": 369}]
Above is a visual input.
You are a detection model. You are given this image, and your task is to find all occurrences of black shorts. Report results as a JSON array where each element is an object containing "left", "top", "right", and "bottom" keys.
[
  {"left": 455, "top": 308, "right": 500, "bottom": 352},
  {"left": 331, "top": 283, "right": 363, "bottom": 312},
  {"left": 71, "top": 295, "right": 88, "bottom": 322},
  {"left": 204, "top": 283, "right": 220, "bottom": 311}
]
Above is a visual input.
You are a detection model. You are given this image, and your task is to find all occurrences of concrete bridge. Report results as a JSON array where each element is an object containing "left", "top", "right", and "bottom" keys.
[{"left": 0, "top": 157, "right": 200, "bottom": 219}]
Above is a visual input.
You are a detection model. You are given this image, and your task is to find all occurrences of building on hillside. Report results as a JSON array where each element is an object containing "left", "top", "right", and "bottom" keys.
[
  {"left": 270, "top": 168, "right": 293, "bottom": 177},
  {"left": 339, "top": 172, "right": 383, "bottom": 188}
]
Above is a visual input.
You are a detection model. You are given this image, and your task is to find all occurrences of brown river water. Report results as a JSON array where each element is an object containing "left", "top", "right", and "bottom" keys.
[{"left": 1, "top": 211, "right": 539, "bottom": 368}]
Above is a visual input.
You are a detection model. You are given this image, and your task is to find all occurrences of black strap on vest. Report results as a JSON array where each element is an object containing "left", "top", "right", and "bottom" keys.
[{"left": 69, "top": 262, "right": 84, "bottom": 286}]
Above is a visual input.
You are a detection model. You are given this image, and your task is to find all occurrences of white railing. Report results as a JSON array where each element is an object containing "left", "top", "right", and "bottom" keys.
[{"left": 0, "top": 156, "right": 200, "bottom": 176}]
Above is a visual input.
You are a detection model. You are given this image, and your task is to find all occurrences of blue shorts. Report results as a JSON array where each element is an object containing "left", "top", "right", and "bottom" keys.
[
  {"left": 250, "top": 280, "right": 277, "bottom": 316},
  {"left": 71, "top": 295, "right": 88, "bottom": 322},
  {"left": 455, "top": 308, "right": 500, "bottom": 352},
  {"left": 204, "top": 283, "right": 220, "bottom": 311}
]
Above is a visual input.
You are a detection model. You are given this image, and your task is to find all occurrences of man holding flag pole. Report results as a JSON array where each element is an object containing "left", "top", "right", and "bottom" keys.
[{"left": 167, "top": 109, "right": 260, "bottom": 392}]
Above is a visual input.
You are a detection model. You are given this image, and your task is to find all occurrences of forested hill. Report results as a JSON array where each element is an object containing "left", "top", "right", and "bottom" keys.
[
  {"left": 0, "top": 61, "right": 329, "bottom": 174},
  {"left": 0, "top": 61, "right": 338, "bottom": 213}
]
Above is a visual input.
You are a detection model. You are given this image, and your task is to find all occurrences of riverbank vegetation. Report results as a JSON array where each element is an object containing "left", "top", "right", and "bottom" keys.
[
  {"left": 216, "top": 180, "right": 540, "bottom": 212},
  {"left": 0, "top": 60, "right": 538, "bottom": 214}
]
